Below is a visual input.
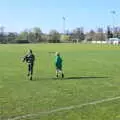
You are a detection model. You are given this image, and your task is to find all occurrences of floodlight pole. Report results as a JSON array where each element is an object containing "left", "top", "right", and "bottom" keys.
[
  {"left": 111, "top": 11, "right": 116, "bottom": 37},
  {"left": 62, "top": 17, "right": 66, "bottom": 35}
]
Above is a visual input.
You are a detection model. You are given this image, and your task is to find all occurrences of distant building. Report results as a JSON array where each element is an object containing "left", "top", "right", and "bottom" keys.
[{"left": 107, "top": 38, "right": 120, "bottom": 45}]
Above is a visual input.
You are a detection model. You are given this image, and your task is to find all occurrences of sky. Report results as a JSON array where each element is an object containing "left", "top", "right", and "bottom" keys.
[{"left": 0, "top": 0, "right": 120, "bottom": 33}]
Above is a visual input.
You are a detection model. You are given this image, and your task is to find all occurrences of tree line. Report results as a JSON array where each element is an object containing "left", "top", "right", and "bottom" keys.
[{"left": 0, "top": 26, "right": 120, "bottom": 44}]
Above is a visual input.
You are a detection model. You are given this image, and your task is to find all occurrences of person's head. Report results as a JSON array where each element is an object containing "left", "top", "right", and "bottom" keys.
[
  {"left": 28, "top": 49, "right": 32, "bottom": 54},
  {"left": 56, "top": 52, "right": 60, "bottom": 56}
]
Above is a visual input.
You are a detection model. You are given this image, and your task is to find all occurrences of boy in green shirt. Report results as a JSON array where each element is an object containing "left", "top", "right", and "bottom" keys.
[{"left": 55, "top": 52, "right": 64, "bottom": 78}]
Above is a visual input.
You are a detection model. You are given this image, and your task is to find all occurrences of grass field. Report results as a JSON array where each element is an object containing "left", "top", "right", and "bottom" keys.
[{"left": 0, "top": 43, "right": 120, "bottom": 120}]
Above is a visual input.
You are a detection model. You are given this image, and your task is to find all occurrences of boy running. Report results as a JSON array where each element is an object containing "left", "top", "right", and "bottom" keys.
[{"left": 23, "top": 49, "right": 35, "bottom": 80}]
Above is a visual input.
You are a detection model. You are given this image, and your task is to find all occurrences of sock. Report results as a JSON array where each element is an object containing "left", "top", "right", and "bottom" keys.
[
  {"left": 62, "top": 73, "right": 64, "bottom": 78},
  {"left": 30, "top": 76, "right": 32, "bottom": 80},
  {"left": 56, "top": 74, "right": 58, "bottom": 78}
]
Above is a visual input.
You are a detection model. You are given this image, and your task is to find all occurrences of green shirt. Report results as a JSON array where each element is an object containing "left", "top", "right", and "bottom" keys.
[{"left": 55, "top": 56, "right": 62, "bottom": 67}]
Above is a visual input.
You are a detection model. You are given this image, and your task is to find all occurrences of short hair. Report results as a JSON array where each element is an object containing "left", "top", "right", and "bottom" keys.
[{"left": 56, "top": 52, "right": 60, "bottom": 56}]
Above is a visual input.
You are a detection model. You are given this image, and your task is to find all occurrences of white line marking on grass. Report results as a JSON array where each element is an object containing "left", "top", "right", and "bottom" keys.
[
  {"left": 91, "top": 59, "right": 103, "bottom": 63},
  {"left": 8, "top": 96, "right": 120, "bottom": 120}
]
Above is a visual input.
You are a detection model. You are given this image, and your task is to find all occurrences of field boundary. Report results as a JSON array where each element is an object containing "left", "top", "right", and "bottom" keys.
[{"left": 8, "top": 96, "right": 120, "bottom": 120}]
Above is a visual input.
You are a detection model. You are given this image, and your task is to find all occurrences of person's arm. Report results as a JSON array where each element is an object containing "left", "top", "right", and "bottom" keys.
[
  {"left": 22, "top": 54, "right": 28, "bottom": 62},
  {"left": 55, "top": 56, "right": 58, "bottom": 65}
]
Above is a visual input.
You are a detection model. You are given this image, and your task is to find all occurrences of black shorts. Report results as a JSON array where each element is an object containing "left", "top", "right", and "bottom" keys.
[{"left": 56, "top": 66, "right": 62, "bottom": 71}]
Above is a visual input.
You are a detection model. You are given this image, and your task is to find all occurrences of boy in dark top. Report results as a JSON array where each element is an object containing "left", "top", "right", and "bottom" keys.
[{"left": 23, "top": 49, "right": 35, "bottom": 80}]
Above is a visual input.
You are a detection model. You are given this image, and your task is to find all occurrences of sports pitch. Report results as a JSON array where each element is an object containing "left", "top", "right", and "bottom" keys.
[{"left": 0, "top": 44, "right": 120, "bottom": 120}]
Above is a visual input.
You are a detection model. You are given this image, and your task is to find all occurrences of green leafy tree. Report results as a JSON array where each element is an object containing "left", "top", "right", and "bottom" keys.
[
  {"left": 48, "top": 30, "right": 60, "bottom": 43},
  {"left": 32, "top": 27, "right": 42, "bottom": 42},
  {"left": 71, "top": 27, "right": 85, "bottom": 42},
  {"left": 15, "top": 30, "right": 29, "bottom": 43},
  {"left": 7, "top": 32, "right": 18, "bottom": 43}
]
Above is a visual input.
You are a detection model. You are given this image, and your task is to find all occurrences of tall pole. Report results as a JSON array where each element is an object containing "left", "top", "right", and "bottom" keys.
[
  {"left": 62, "top": 17, "right": 66, "bottom": 35},
  {"left": 111, "top": 10, "right": 116, "bottom": 37}
]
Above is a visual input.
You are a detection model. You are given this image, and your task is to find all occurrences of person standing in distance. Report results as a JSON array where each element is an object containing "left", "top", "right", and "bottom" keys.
[
  {"left": 23, "top": 49, "right": 35, "bottom": 80},
  {"left": 55, "top": 52, "right": 64, "bottom": 78}
]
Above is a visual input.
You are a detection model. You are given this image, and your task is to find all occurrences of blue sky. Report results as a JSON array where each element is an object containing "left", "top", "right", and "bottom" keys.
[{"left": 0, "top": 0, "right": 120, "bottom": 33}]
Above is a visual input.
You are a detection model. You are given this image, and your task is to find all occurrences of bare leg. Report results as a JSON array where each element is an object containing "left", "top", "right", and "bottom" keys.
[
  {"left": 56, "top": 69, "right": 59, "bottom": 78},
  {"left": 59, "top": 70, "right": 64, "bottom": 78},
  {"left": 28, "top": 64, "right": 31, "bottom": 76}
]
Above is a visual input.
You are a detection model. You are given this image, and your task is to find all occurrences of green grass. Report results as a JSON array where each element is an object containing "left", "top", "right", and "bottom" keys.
[{"left": 0, "top": 44, "right": 120, "bottom": 120}]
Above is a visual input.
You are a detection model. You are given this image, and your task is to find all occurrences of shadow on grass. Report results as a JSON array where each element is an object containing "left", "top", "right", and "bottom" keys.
[
  {"left": 64, "top": 76, "right": 109, "bottom": 80},
  {"left": 34, "top": 76, "right": 109, "bottom": 81}
]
